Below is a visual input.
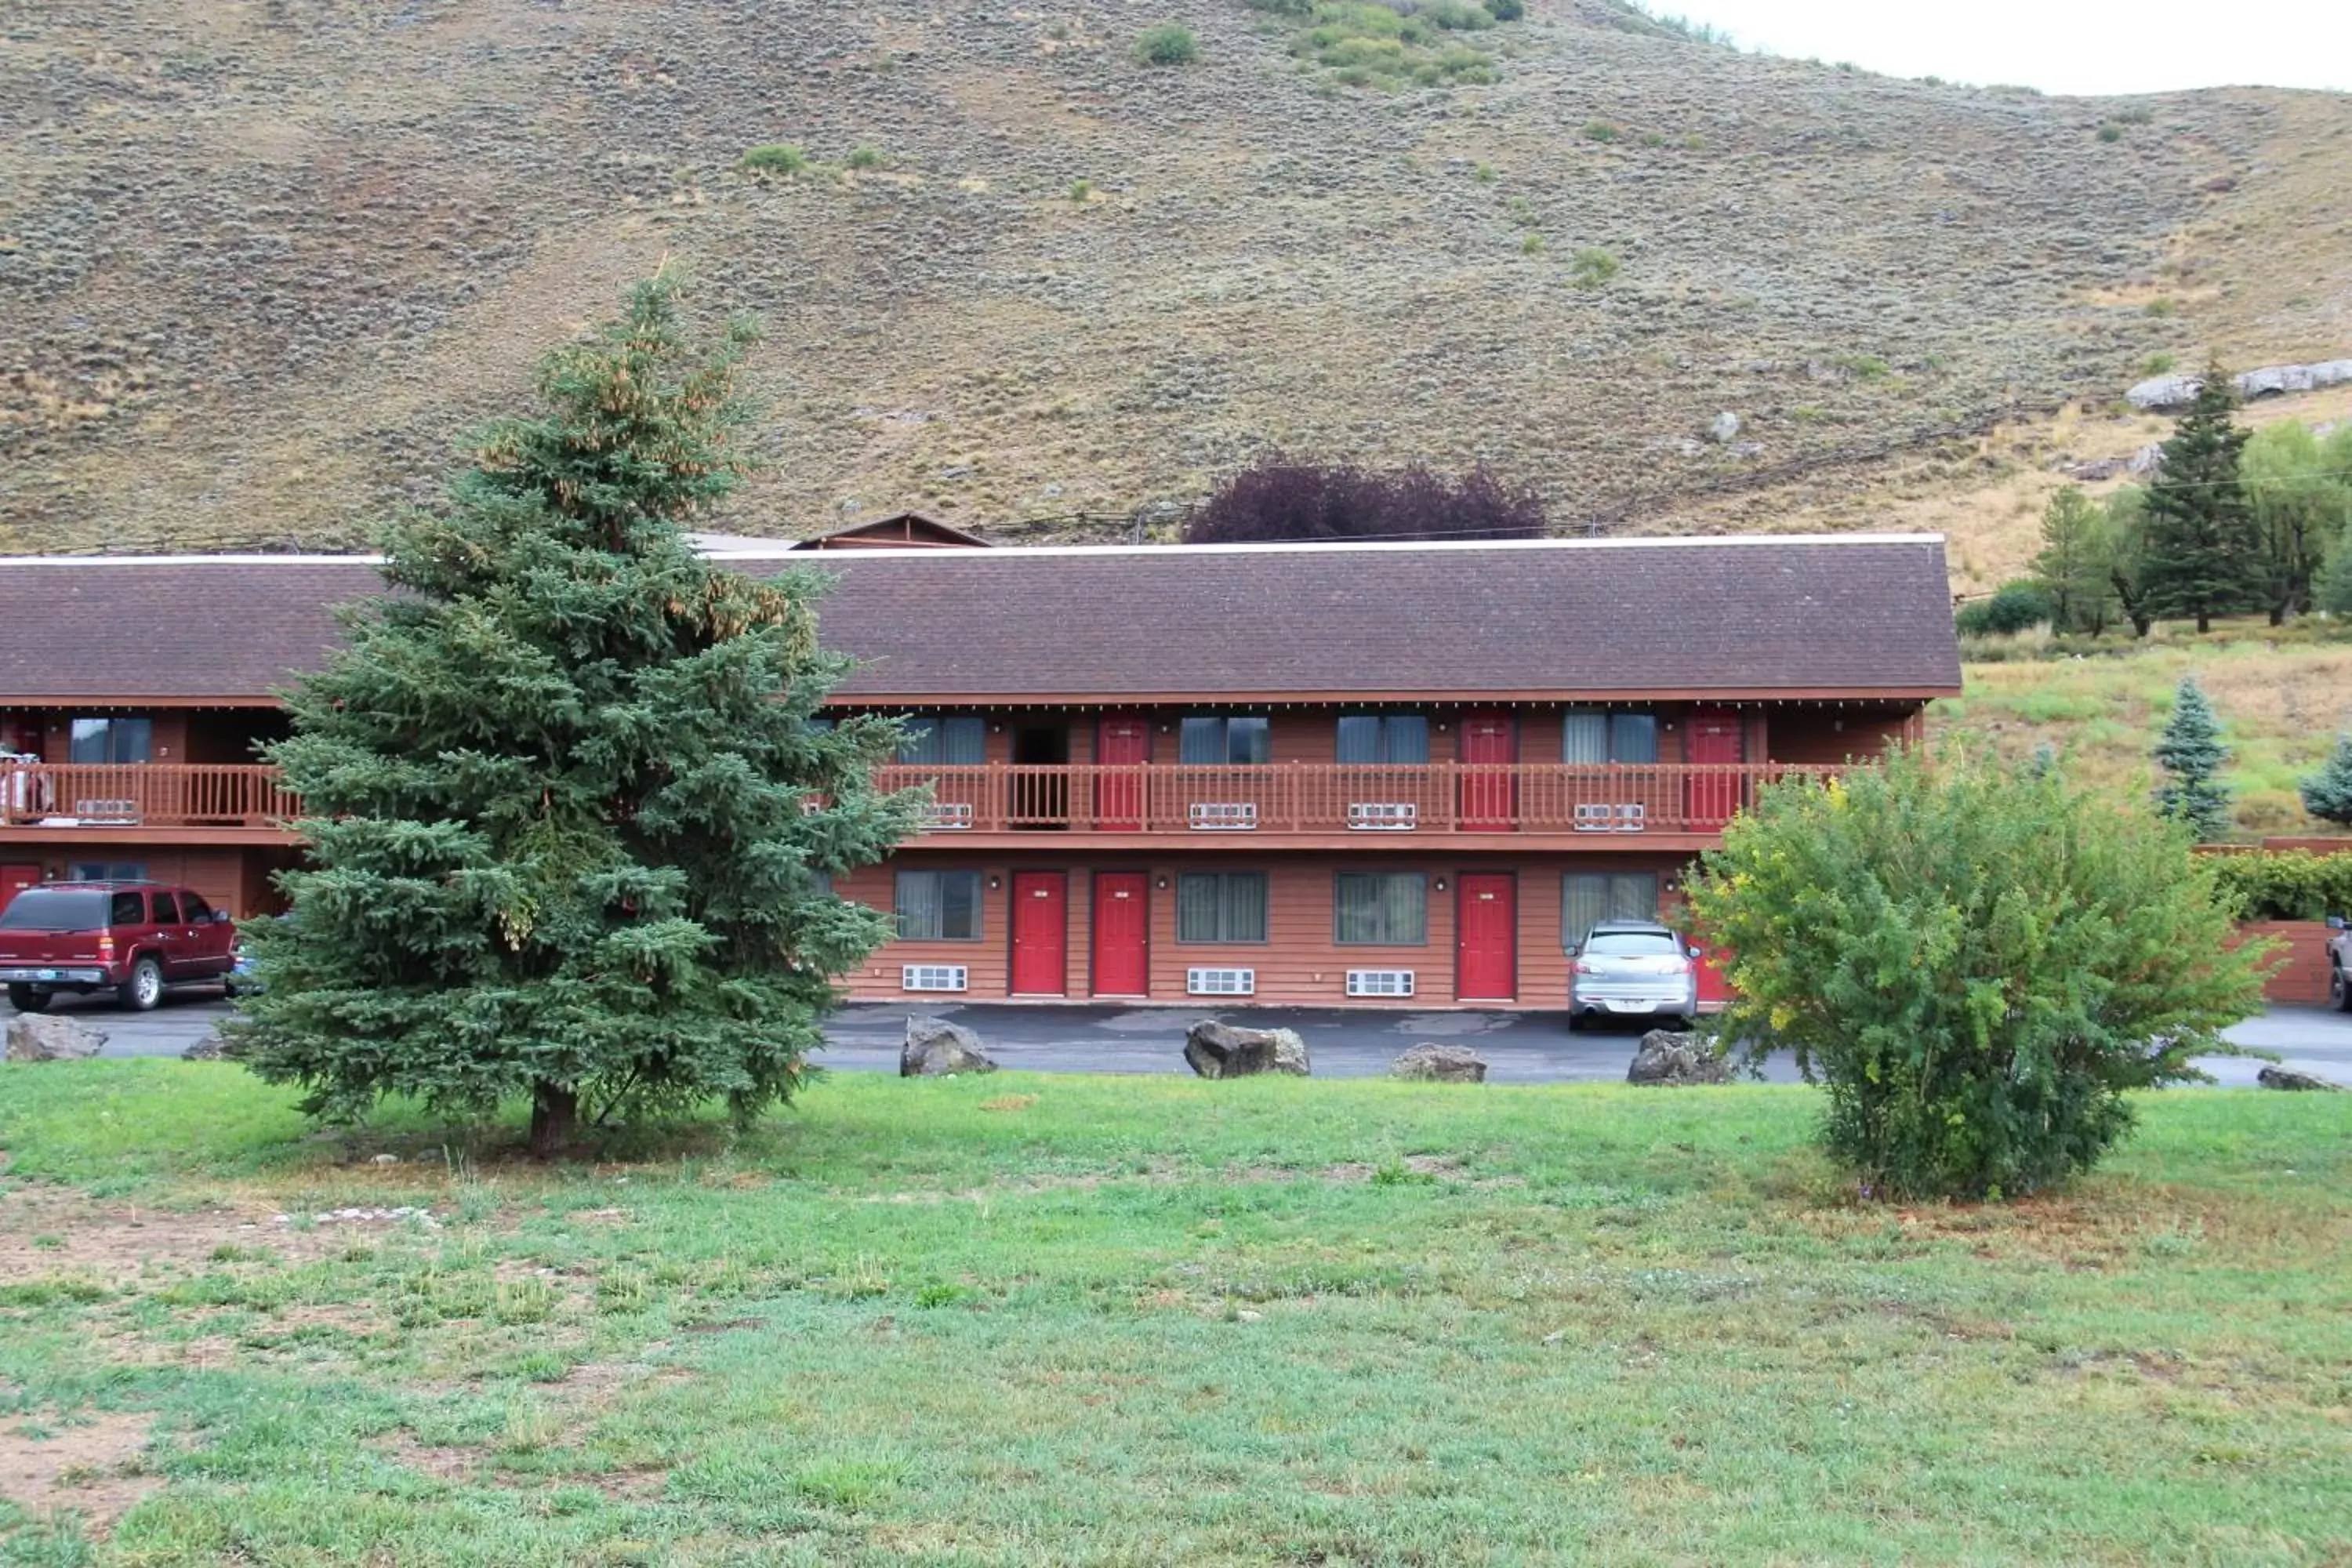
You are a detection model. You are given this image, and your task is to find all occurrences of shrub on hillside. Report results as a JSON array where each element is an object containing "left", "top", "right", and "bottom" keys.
[
  {"left": 1955, "top": 580, "right": 2054, "bottom": 637},
  {"left": 739, "top": 144, "right": 809, "bottom": 176},
  {"left": 1568, "top": 246, "right": 1620, "bottom": 289},
  {"left": 1184, "top": 458, "right": 1545, "bottom": 543},
  {"left": 1133, "top": 22, "right": 1198, "bottom": 65},
  {"left": 1686, "top": 746, "right": 2270, "bottom": 1202}
]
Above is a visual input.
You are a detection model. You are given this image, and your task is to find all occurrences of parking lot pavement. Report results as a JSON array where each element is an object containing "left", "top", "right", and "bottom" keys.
[{"left": 9, "top": 991, "right": 2349, "bottom": 1087}]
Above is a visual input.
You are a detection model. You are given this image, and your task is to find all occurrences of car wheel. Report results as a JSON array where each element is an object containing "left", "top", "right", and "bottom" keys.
[
  {"left": 118, "top": 956, "right": 165, "bottom": 1012},
  {"left": 1566, "top": 1011, "right": 1585, "bottom": 1034},
  {"left": 2334, "top": 964, "right": 2352, "bottom": 1014},
  {"left": 7, "top": 983, "right": 50, "bottom": 1014}
]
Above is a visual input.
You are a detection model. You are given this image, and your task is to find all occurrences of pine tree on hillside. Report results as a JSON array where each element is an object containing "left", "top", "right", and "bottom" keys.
[
  {"left": 2152, "top": 676, "right": 2233, "bottom": 841},
  {"left": 2300, "top": 732, "right": 2352, "bottom": 827},
  {"left": 225, "top": 275, "right": 922, "bottom": 1154},
  {"left": 2138, "top": 368, "right": 2262, "bottom": 633}
]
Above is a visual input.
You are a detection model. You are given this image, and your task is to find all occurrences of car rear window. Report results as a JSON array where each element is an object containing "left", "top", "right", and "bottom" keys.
[
  {"left": 0, "top": 889, "right": 108, "bottom": 931},
  {"left": 1586, "top": 931, "right": 1682, "bottom": 956}
]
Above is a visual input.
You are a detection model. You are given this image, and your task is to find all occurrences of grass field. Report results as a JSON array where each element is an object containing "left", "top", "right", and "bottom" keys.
[
  {"left": 1, "top": 1065, "right": 2347, "bottom": 1566},
  {"left": 1935, "top": 628, "right": 2352, "bottom": 837}
]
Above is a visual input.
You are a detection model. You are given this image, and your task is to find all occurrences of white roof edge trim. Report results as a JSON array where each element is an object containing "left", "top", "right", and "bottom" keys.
[{"left": 0, "top": 532, "right": 1947, "bottom": 568}]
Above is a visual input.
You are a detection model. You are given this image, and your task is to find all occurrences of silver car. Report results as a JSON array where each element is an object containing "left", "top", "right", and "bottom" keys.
[{"left": 1569, "top": 919, "right": 1700, "bottom": 1030}]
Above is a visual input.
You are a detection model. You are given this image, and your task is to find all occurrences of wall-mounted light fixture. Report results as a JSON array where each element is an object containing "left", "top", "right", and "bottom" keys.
[
  {"left": 1433, "top": 877, "right": 1448, "bottom": 892},
  {"left": 1155, "top": 876, "right": 1171, "bottom": 890},
  {"left": 987, "top": 874, "right": 1003, "bottom": 891}
]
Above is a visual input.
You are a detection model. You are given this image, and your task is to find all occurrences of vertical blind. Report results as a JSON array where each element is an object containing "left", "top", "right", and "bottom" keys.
[
  {"left": 1562, "top": 711, "right": 1659, "bottom": 764},
  {"left": 1563, "top": 872, "right": 1661, "bottom": 949},
  {"left": 1336, "top": 714, "right": 1430, "bottom": 764},
  {"left": 1334, "top": 873, "right": 1427, "bottom": 944},
  {"left": 1177, "top": 872, "right": 1269, "bottom": 942}
]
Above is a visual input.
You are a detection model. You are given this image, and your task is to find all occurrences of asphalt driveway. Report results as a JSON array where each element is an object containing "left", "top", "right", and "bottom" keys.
[{"left": 9, "top": 990, "right": 2351, "bottom": 1087}]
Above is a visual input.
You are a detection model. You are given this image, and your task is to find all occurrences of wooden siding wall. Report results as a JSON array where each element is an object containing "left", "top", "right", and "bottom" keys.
[
  {"left": 1762, "top": 706, "right": 1913, "bottom": 766},
  {"left": 836, "top": 850, "right": 1693, "bottom": 1007},
  {"left": 2239, "top": 920, "right": 2332, "bottom": 1007},
  {"left": 9, "top": 846, "right": 298, "bottom": 917},
  {"left": 24, "top": 711, "right": 281, "bottom": 766}
]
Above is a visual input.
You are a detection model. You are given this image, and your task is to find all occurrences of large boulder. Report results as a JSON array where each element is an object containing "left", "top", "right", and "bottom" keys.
[
  {"left": 1184, "top": 1020, "right": 1310, "bottom": 1078},
  {"left": 1388, "top": 1043, "right": 1488, "bottom": 1083},
  {"left": 5, "top": 1013, "right": 107, "bottom": 1062},
  {"left": 2257, "top": 1064, "right": 2347, "bottom": 1092},
  {"left": 1626, "top": 1029, "right": 1730, "bottom": 1086},
  {"left": 183, "top": 1032, "right": 229, "bottom": 1062},
  {"left": 901, "top": 1016, "right": 996, "bottom": 1077}
]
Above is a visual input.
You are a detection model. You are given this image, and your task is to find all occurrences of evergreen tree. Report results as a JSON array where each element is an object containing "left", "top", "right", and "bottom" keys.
[
  {"left": 226, "top": 276, "right": 921, "bottom": 1154},
  {"left": 2152, "top": 676, "right": 2233, "bottom": 840},
  {"left": 2027, "top": 485, "right": 2115, "bottom": 633},
  {"left": 2300, "top": 732, "right": 2352, "bottom": 827},
  {"left": 2138, "top": 368, "right": 2262, "bottom": 633}
]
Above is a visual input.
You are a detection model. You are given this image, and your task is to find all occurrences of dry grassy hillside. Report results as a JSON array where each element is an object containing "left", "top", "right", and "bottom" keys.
[{"left": 3, "top": 0, "right": 2347, "bottom": 552}]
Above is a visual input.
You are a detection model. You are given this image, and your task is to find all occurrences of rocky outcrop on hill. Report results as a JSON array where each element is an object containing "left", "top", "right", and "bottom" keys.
[{"left": 2127, "top": 359, "right": 2352, "bottom": 412}]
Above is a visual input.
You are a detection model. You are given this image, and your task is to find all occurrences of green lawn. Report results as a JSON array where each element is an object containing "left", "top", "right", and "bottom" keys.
[{"left": 0, "top": 1064, "right": 2347, "bottom": 1566}]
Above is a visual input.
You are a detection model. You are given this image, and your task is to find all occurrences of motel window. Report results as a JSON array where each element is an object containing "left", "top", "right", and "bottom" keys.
[
  {"left": 1335, "top": 714, "right": 1430, "bottom": 765},
  {"left": 69, "top": 717, "right": 152, "bottom": 765},
  {"left": 1562, "top": 710, "right": 1659, "bottom": 765},
  {"left": 1178, "top": 716, "right": 1271, "bottom": 766},
  {"left": 1563, "top": 872, "right": 1661, "bottom": 952},
  {"left": 895, "top": 715, "right": 985, "bottom": 767},
  {"left": 71, "top": 862, "right": 147, "bottom": 884},
  {"left": 895, "top": 870, "right": 983, "bottom": 942},
  {"left": 1334, "top": 873, "right": 1428, "bottom": 946},
  {"left": 1177, "top": 872, "right": 1269, "bottom": 944}
]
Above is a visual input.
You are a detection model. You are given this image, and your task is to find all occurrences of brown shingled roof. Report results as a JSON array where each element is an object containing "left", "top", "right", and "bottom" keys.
[{"left": 0, "top": 536, "right": 1960, "bottom": 706}]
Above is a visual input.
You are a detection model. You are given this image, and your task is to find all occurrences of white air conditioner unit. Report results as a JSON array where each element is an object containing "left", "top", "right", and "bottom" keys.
[
  {"left": 1346, "top": 802, "right": 1417, "bottom": 830},
  {"left": 922, "top": 802, "right": 975, "bottom": 830},
  {"left": 1574, "top": 802, "right": 1646, "bottom": 833},
  {"left": 1345, "top": 969, "right": 1415, "bottom": 997},
  {"left": 1613, "top": 803, "right": 1646, "bottom": 833},
  {"left": 1188, "top": 802, "right": 1258, "bottom": 830},
  {"left": 1187, "top": 967, "right": 1256, "bottom": 996},
  {"left": 902, "top": 965, "right": 969, "bottom": 993}
]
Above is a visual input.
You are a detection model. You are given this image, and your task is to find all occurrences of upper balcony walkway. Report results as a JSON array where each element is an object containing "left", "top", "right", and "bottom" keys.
[
  {"left": 873, "top": 761, "right": 1836, "bottom": 850},
  {"left": 0, "top": 760, "right": 1842, "bottom": 852}
]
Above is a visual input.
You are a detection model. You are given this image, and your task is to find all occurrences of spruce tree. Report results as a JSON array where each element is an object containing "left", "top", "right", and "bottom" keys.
[
  {"left": 2300, "top": 732, "right": 2352, "bottom": 826},
  {"left": 2151, "top": 676, "right": 2233, "bottom": 841},
  {"left": 2138, "top": 368, "right": 2262, "bottom": 633},
  {"left": 226, "top": 276, "right": 920, "bottom": 1153}
]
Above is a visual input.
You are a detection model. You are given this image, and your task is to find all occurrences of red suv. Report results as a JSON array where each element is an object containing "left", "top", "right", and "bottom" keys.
[{"left": 0, "top": 881, "right": 238, "bottom": 1012}]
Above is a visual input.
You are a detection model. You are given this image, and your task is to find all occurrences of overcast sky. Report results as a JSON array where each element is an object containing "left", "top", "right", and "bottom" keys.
[{"left": 1661, "top": 1, "right": 2351, "bottom": 96}]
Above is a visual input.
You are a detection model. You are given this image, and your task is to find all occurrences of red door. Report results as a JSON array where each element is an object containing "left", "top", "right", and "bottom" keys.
[
  {"left": 1094, "top": 714, "right": 1149, "bottom": 831},
  {"left": 1010, "top": 872, "right": 1068, "bottom": 996},
  {"left": 1457, "top": 710, "right": 1516, "bottom": 831},
  {"left": 1091, "top": 872, "right": 1149, "bottom": 996},
  {"left": 1455, "top": 873, "right": 1517, "bottom": 1000},
  {"left": 1685, "top": 708, "right": 1745, "bottom": 831},
  {"left": 0, "top": 865, "right": 42, "bottom": 915}
]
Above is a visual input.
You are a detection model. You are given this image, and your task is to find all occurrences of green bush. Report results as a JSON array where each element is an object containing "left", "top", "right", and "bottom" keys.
[
  {"left": 1955, "top": 580, "right": 2054, "bottom": 637},
  {"left": 1582, "top": 120, "right": 1620, "bottom": 142},
  {"left": 2207, "top": 849, "right": 2352, "bottom": 919},
  {"left": 1687, "top": 746, "right": 2269, "bottom": 1201},
  {"left": 2096, "top": 122, "right": 2123, "bottom": 143},
  {"left": 1483, "top": 0, "right": 1526, "bottom": 18},
  {"left": 1568, "top": 246, "right": 1619, "bottom": 289},
  {"left": 739, "top": 144, "right": 808, "bottom": 176},
  {"left": 1134, "top": 22, "right": 1199, "bottom": 64},
  {"left": 1418, "top": 0, "right": 1495, "bottom": 29},
  {"left": 845, "top": 147, "right": 886, "bottom": 171}
]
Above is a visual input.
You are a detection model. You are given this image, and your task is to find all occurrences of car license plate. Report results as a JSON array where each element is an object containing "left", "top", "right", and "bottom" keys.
[{"left": 35, "top": 968, "right": 60, "bottom": 981}]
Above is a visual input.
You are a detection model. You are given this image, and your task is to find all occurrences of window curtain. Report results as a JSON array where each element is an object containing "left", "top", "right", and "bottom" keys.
[
  {"left": 69, "top": 717, "right": 151, "bottom": 765},
  {"left": 1563, "top": 711, "right": 1657, "bottom": 764},
  {"left": 895, "top": 870, "right": 942, "bottom": 939},
  {"left": 895, "top": 870, "right": 980, "bottom": 940},
  {"left": 1335, "top": 873, "right": 1426, "bottom": 944},
  {"left": 1180, "top": 717, "right": 1270, "bottom": 765},
  {"left": 1338, "top": 715, "right": 1429, "bottom": 764},
  {"left": 1562, "top": 712, "right": 1609, "bottom": 764},
  {"left": 896, "top": 716, "right": 985, "bottom": 766},
  {"left": 1178, "top": 873, "right": 1268, "bottom": 942}
]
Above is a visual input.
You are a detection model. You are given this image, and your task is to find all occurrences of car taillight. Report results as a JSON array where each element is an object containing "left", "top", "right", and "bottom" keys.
[
  {"left": 97, "top": 935, "right": 115, "bottom": 960},
  {"left": 1572, "top": 960, "right": 1596, "bottom": 975}
]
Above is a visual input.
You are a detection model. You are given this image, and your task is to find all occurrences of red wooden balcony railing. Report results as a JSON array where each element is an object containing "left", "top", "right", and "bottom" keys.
[
  {"left": 872, "top": 761, "right": 1838, "bottom": 837},
  {"left": 0, "top": 764, "right": 299, "bottom": 830}
]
